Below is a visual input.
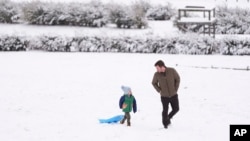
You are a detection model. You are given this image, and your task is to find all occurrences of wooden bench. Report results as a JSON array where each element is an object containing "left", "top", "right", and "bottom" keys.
[
  {"left": 178, "top": 6, "right": 215, "bottom": 21},
  {"left": 177, "top": 6, "right": 217, "bottom": 38}
]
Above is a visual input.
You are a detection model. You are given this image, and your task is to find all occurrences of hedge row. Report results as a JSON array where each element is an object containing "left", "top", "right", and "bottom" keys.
[
  {"left": 21, "top": 1, "right": 108, "bottom": 27},
  {"left": 3, "top": 0, "right": 250, "bottom": 34},
  {"left": 1, "top": 34, "right": 250, "bottom": 55},
  {"left": 174, "top": 6, "right": 250, "bottom": 34},
  {"left": 0, "top": 35, "right": 28, "bottom": 51},
  {"left": 0, "top": 0, "right": 18, "bottom": 23},
  {"left": 220, "top": 36, "right": 250, "bottom": 55},
  {"left": 216, "top": 6, "right": 250, "bottom": 34},
  {"left": 1, "top": 0, "right": 175, "bottom": 27}
]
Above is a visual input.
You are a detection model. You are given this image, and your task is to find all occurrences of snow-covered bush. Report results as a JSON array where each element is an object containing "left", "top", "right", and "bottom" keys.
[
  {"left": 130, "top": 1, "right": 148, "bottom": 28},
  {"left": 21, "top": 1, "right": 108, "bottom": 27},
  {"left": 37, "top": 36, "right": 69, "bottom": 52},
  {"left": 78, "top": 36, "right": 107, "bottom": 52},
  {"left": 112, "top": 1, "right": 148, "bottom": 29},
  {"left": 216, "top": 6, "right": 250, "bottom": 34},
  {"left": 21, "top": 1, "right": 47, "bottom": 25},
  {"left": 1, "top": 33, "right": 250, "bottom": 55},
  {"left": 79, "top": 1, "right": 109, "bottom": 27},
  {"left": 175, "top": 34, "right": 219, "bottom": 55},
  {"left": 0, "top": 35, "right": 28, "bottom": 51},
  {"left": 79, "top": 37, "right": 95, "bottom": 52},
  {"left": 154, "top": 38, "right": 178, "bottom": 54},
  {"left": 219, "top": 37, "right": 250, "bottom": 55},
  {"left": 0, "top": 0, "right": 19, "bottom": 23},
  {"left": 107, "top": 3, "right": 128, "bottom": 23},
  {"left": 146, "top": 3, "right": 176, "bottom": 20},
  {"left": 173, "top": 6, "right": 250, "bottom": 34}
]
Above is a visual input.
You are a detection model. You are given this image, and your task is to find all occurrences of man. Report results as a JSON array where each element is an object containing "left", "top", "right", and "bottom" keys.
[{"left": 152, "top": 60, "right": 180, "bottom": 129}]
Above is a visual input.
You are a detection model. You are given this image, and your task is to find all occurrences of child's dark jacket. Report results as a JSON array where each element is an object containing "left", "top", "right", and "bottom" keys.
[{"left": 119, "top": 94, "right": 137, "bottom": 113}]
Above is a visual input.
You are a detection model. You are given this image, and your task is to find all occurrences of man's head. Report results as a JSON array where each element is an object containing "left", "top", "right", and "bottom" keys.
[{"left": 154, "top": 60, "right": 166, "bottom": 72}]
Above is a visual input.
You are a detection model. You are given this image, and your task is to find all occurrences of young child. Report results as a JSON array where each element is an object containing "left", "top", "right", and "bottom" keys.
[{"left": 119, "top": 85, "right": 137, "bottom": 126}]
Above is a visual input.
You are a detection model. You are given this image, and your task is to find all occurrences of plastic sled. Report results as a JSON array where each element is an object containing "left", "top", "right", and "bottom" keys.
[{"left": 99, "top": 115, "right": 124, "bottom": 124}]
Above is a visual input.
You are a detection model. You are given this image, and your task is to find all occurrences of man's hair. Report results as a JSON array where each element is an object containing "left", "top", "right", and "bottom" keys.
[{"left": 154, "top": 60, "right": 165, "bottom": 67}]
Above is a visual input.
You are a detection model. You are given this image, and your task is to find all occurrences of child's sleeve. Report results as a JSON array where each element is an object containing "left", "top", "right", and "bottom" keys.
[
  {"left": 133, "top": 97, "right": 137, "bottom": 113},
  {"left": 119, "top": 95, "right": 125, "bottom": 109}
]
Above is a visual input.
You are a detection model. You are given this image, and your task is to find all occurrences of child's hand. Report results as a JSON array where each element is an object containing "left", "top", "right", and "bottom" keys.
[{"left": 122, "top": 103, "right": 127, "bottom": 109}]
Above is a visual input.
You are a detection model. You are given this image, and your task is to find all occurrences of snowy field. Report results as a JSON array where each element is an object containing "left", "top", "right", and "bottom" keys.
[
  {"left": 1, "top": 0, "right": 250, "bottom": 141},
  {"left": 0, "top": 52, "right": 250, "bottom": 141},
  {"left": 2, "top": 0, "right": 250, "bottom": 37},
  {"left": 0, "top": 21, "right": 179, "bottom": 37}
]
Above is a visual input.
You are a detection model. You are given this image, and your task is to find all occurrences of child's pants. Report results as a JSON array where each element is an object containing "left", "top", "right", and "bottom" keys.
[{"left": 122, "top": 112, "right": 131, "bottom": 124}]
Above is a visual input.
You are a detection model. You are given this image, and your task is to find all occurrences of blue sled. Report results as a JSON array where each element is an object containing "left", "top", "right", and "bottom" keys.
[{"left": 99, "top": 115, "right": 124, "bottom": 124}]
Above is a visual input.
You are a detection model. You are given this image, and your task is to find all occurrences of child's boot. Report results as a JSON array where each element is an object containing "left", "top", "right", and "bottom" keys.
[
  {"left": 127, "top": 121, "right": 131, "bottom": 126},
  {"left": 120, "top": 118, "right": 125, "bottom": 124}
]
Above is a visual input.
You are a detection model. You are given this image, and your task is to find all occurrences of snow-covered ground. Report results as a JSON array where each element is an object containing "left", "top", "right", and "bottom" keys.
[
  {"left": 0, "top": 52, "right": 250, "bottom": 141},
  {"left": 2, "top": 0, "right": 250, "bottom": 37},
  {"left": 1, "top": 0, "right": 250, "bottom": 141},
  {"left": 0, "top": 21, "right": 179, "bottom": 37}
]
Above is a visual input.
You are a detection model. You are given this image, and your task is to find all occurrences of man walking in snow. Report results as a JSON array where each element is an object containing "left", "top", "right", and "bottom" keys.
[{"left": 152, "top": 60, "right": 180, "bottom": 129}]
